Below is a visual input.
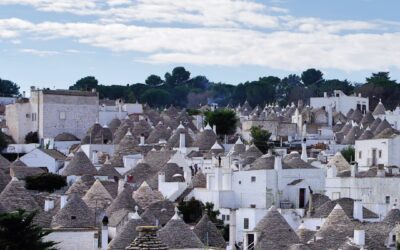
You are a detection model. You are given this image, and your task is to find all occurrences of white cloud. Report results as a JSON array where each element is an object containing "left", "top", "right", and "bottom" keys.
[
  {"left": 19, "top": 48, "right": 60, "bottom": 56},
  {"left": 1, "top": 18, "right": 399, "bottom": 72}
]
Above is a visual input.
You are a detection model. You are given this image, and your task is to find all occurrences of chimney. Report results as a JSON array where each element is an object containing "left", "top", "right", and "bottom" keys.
[
  {"left": 139, "top": 134, "right": 145, "bottom": 145},
  {"left": 117, "top": 179, "right": 125, "bottom": 195},
  {"left": 179, "top": 133, "right": 185, "bottom": 148},
  {"left": 158, "top": 172, "right": 165, "bottom": 183},
  {"left": 44, "top": 199, "right": 54, "bottom": 212},
  {"left": 92, "top": 151, "right": 98, "bottom": 164},
  {"left": 351, "top": 162, "right": 358, "bottom": 177},
  {"left": 101, "top": 216, "right": 108, "bottom": 250},
  {"left": 353, "top": 199, "right": 363, "bottom": 221},
  {"left": 301, "top": 139, "right": 307, "bottom": 162},
  {"left": 229, "top": 209, "right": 237, "bottom": 248},
  {"left": 213, "top": 125, "right": 217, "bottom": 134},
  {"left": 274, "top": 156, "right": 282, "bottom": 171},
  {"left": 353, "top": 229, "right": 365, "bottom": 246},
  {"left": 327, "top": 104, "right": 333, "bottom": 127},
  {"left": 377, "top": 166, "right": 386, "bottom": 177},
  {"left": 323, "top": 92, "right": 327, "bottom": 98},
  {"left": 60, "top": 195, "right": 68, "bottom": 209},
  {"left": 308, "top": 193, "right": 313, "bottom": 216}
]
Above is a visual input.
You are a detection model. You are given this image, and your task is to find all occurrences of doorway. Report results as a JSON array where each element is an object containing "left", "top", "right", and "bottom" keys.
[{"left": 299, "top": 188, "right": 306, "bottom": 208}]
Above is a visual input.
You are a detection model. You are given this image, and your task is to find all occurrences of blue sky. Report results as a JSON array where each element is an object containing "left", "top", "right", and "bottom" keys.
[{"left": 0, "top": 0, "right": 400, "bottom": 93}]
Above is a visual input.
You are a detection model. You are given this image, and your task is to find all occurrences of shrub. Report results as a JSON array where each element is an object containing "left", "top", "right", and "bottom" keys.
[{"left": 26, "top": 173, "right": 67, "bottom": 192}]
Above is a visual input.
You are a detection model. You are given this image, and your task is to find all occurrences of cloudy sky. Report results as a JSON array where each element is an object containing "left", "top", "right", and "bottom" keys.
[{"left": 0, "top": 0, "right": 400, "bottom": 92}]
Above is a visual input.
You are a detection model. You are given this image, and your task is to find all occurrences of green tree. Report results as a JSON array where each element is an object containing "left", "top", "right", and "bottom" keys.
[
  {"left": 140, "top": 89, "right": 171, "bottom": 107},
  {"left": 26, "top": 173, "right": 67, "bottom": 193},
  {"left": 0, "top": 78, "right": 20, "bottom": 97},
  {"left": 301, "top": 68, "right": 324, "bottom": 85},
  {"left": 165, "top": 67, "right": 191, "bottom": 85},
  {"left": 0, "top": 210, "right": 58, "bottom": 250},
  {"left": 69, "top": 76, "right": 98, "bottom": 91},
  {"left": 341, "top": 146, "right": 355, "bottom": 163},
  {"left": 204, "top": 109, "right": 238, "bottom": 135},
  {"left": 366, "top": 72, "right": 397, "bottom": 86},
  {"left": 25, "top": 131, "right": 39, "bottom": 144},
  {"left": 0, "top": 131, "right": 9, "bottom": 151},
  {"left": 145, "top": 74, "right": 163, "bottom": 86},
  {"left": 178, "top": 197, "right": 204, "bottom": 224},
  {"left": 320, "top": 79, "right": 354, "bottom": 95},
  {"left": 250, "top": 126, "right": 272, "bottom": 154}
]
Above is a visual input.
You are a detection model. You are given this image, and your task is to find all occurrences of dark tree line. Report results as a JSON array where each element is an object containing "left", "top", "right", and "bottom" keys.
[{"left": 3, "top": 68, "right": 400, "bottom": 110}]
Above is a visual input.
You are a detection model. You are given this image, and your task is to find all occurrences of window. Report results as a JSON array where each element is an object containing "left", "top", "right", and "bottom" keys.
[
  {"left": 59, "top": 111, "right": 66, "bottom": 120},
  {"left": 251, "top": 176, "right": 256, "bottom": 182},
  {"left": 239, "top": 181, "right": 241, "bottom": 185},
  {"left": 392, "top": 234, "right": 396, "bottom": 242},
  {"left": 244, "top": 218, "right": 249, "bottom": 229},
  {"left": 250, "top": 204, "right": 256, "bottom": 208},
  {"left": 222, "top": 215, "right": 226, "bottom": 220},
  {"left": 71, "top": 216, "right": 76, "bottom": 220},
  {"left": 386, "top": 196, "right": 391, "bottom": 204},
  {"left": 358, "top": 151, "right": 362, "bottom": 159},
  {"left": 332, "top": 192, "right": 341, "bottom": 200},
  {"left": 25, "top": 113, "right": 31, "bottom": 119},
  {"left": 316, "top": 226, "right": 320, "bottom": 230},
  {"left": 31, "top": 113, "right": 37, "bottom": 121},
  {"left": 226, "top": 215, "right": 230, "bottom": 221},
  {"left": 379, "top": 150, "right": 382, "bottom": 158}
]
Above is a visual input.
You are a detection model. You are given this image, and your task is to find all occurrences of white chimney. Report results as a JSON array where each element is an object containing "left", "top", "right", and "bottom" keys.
[
  {"left": 353, "top": 229, "right": 365, "bottom": 246},
  {"left": 179, "top": 133, "right": 186, "bottom": 148},
  {"left": 327, "top": 104, "right": 333, "bottom": 127},
  {"left": 353, "top": 199, "right": 363, "bottom": 221},
  {"left": 44, "top": 199, "right": 54, "bottom": 212},
  {"left": 60, "top": 195, "right": 68, "bottom": 209},
  {"left": 274, "top": 156, "right": 282, "bottom": 171},
  {"left": 229, "top": 209, "right": 237, "bottom": 248},
  {"left": 101, "top": 218, "right": 108, "bottom": 250},
  {"left": 351, "top": 163, "right": 358, "bottom": 177},
  {"left": 323, "top": 92, "right": 327, "bottom": 97},
  {"left": 301, "top": 139, "right": 307, "bottom": 162},
  {"left": 158, "top": 172, "right": 165, "bottom": 183},
  {"left": 92, "top": 151, "right": 98, "bottom": 164},
  {"left": 213, "top": 125, "right": 217, "bottom": 134},
  {"left": 117, "top": 179, "right": 125, "bottom": 195},
  {"left": 139, "top": 135, "right": 145, "bottom": 145}
]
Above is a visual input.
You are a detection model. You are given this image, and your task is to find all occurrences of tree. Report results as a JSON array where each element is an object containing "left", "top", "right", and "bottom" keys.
[
  {"left": 140, "top": 89, "right": 171, "bottom": 107},
  {"left": 26, "top": 173, "right": 67, "bottom": 193},
  {"left": 69, "top": 76, "right": 98, "bottom": 91},
  {"left": 301, "top": 68, "right": 324, "bottom": 85},
  {"left": 165, "top": 67, "right": 191, "bottom": 85},
  {"left": 145, "top": 74, "right": 163, "bottom": 86},
  {"left": 0, "top": 78, "right": 20, "bottom": 97},
  {"left": 250, "top": 126, "right": 272, "bottom": 154},
  {"left": 25, "top": 131, "right": 39, "bottom": 144},
  {"left": 0, "top": 131, "right": 9, "bottom": 151},
  {"left": 204, "top": 109, "right": 238, "bottom": 135},
  {"left": 178, "top": 197, "right": 204, "bottom": 224},
  {"left": 0, "top": 210, "right": 58, "bottom": 250},
  {"left": 366, "top": 72, "right": 397, "bottom": 86},
  {"left": 341, "top": 146, "right": 355, "bottom": 163}
]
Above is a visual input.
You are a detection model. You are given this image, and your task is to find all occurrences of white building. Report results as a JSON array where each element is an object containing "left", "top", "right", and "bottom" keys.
[
  {"left": 310, "top": 90, "right": 369, "bottom": 115},
  {"left": 20, "top": 148, "right": 66, "bottom": 173},
  {"left": 99, "top": 99, "right": 143, "bottom": 125},
  {"left": 6, "top": 88, "right": 99, "bottom": 143}
]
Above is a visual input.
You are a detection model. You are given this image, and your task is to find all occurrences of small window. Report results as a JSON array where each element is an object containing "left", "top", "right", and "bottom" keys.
[
  {"left": 71, "top": 216, "right": 76, "bottom": 220},
  {"left": 316, "top": 226, "right": 320, "bottom": 230},
  {"left": 251, "top": 176, "right": 256, "bottom": 182},
  {"left": 239, "top": 181, "right": 241, "bottom": 185},
  {"left": 59, "top": 111, "right": 66, "bottom": 120},
  {"left": 244, "top": 218, "right": 249, "bottom": 229},
  {"left": 26, "top": 113, "right": 31, "bottom": 119},
  {"left": 358, "top": 151, "right": 362, "bottom": 159},
  {"left": 392, "top": 234, "right": 396, "bottom": 242},
  {"left": 226, "top": 215, "right": 230, "bottom": 221},
  {"left": 379, "top": 150, "right": 382, "bottom": 158},
  {"left": 386, "top": 196, "right": 391, "bottom": 204},
  {"left": 250, "top": 204, "right": 256, "bottom": 208},
  {"left": 221, "top": 215, "right": 226, "bottom": 220}
]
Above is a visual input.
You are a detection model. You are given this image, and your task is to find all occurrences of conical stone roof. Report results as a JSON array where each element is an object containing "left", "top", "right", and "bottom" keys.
[
  {"left": 143, "top": 200, "right": 175, "bottom": 226},
  {"left": 166, "top": 126, "right": 194, "bottom": 148},
  {"left": 327, "top": 152, "right": 350, "bottom": 172},
  {"left": 133, "top": 182, "right": 163, "bottom": 210},
  {"left": 82, "top": 179, "right": 114, "bottom": 211},
  {"left": 51, "top": 193, "right": 95, "bottom": 229},
  {"left": 0, "top": 179, "right": 39, "bottom": 212},
  {"left": 106, "top": 185, "right": 140, "bottom": 216},
  {"left": 97, "top": 160, "right": 122, "bottom": 179},
  {"left": 158, "top": 211, "right": 204, "bottom": 249},
  {"left": 193, "top": 214, "right": 226, "bottom": 248},
  {"left": 147, "top": 122, "right": 172, "bottom": 144},
  {"left": 254, "top": 206, "right": 300, "bottom": 250},
  {"left": 113, "top": 118, "right": 134, "bottom": 144},
  {"left": 342, "top": 125, "right": 362, "bottom": 145},
  {"left": 372, "top": 100, "right": 386, "bottom": 116},
  {"left": 194, "top": 125, "right": 218, "bottom": 151},
  {"left": 111, "top": 131, "right": 139, "bottom": 167},
  {"left": 125, "top": 226, "right": 168, "bottom": 250},
  {"left": 65, "top": 175, "right": 95, "bottom": 197},
  {"left": 132, "top": 119, "right": 152, "bottom": 138},
  {"left": 349, "top": 108, "right": 363, "bottom": 123},
  {"left": 191, "top": 170, "right": 206, "bottom": 188},
  {"left": 108, "top": 118, "right": 121, "bottom": 134},
  {"left": 370, "top": 117, "right": 382, "bottom": 132},
  {"left": 360, "top": 111, "right": 375, "bottom": 126},
  {"left": 107, "top": 211, "right": 148, "bottom": 250},
  {"left": 358, "top": 127, "right": 374, "bottom": 140},
  {"left": 62, "top": 151, "right": 97, "bottom": 176},
  {"left": 373, "top": 119, "right": 392, "bottom": 135}
]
